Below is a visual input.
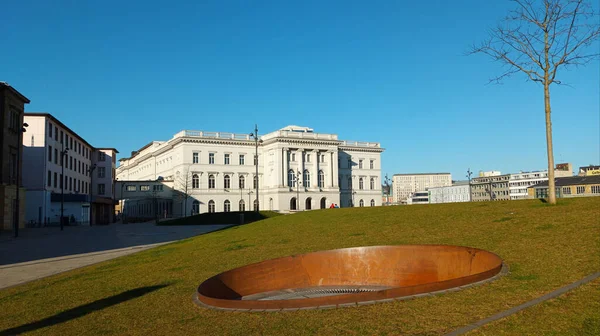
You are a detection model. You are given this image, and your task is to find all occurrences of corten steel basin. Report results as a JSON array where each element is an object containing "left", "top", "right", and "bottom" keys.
[{"left": 196, "top": 245, "right": 503, "bottom": 310}]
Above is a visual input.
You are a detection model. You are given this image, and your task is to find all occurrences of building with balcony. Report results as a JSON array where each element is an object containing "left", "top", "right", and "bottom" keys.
[
  {"left": 392, "top": 173, "right": 451, "bottom": 203},
  {"left": 0, "top": 82, "right": 30, "bottom": 231},
  {"left": 22, "top": 113, "right": 118, "bottom": 226},
  {"left": 116, "top": 125, "right": 384, "bottom": 215}
]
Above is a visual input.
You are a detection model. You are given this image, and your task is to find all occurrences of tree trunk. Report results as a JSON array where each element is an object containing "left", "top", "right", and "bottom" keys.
[{"left": 544, "top": 81, "right": 556, "bottom": 204}]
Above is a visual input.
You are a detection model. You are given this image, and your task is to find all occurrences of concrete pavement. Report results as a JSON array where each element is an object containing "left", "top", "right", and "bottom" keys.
[{"left": 0, "top": 222, "right": 232, "bottom": 289}]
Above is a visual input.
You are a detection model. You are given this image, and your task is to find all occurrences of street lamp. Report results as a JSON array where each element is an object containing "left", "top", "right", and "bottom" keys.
[
  {"left": 14, "top": 122, "right": 28, "bottom": 237},
  {"left": 384, "top": 174, "right": 391, "bottom": 206},
  {"left": 249, "top": 125, "right": 263, "bottom": 212},
  {"left": 88, "top": 164, "right": 97, "bottom": 225},
  {"left": 294, "top": 170, "right": 301, "bottom": 211},
  {"left": 466, "top": 168, "right": 473, "bottom": 202},
  {"left": 60, "top": 143, "right": 69, "bottom": 231}
]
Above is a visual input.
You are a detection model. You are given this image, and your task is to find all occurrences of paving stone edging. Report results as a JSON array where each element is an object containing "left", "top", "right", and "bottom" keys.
[
  {"left": 444, "top": 270, "right": 600, "bottom": 336},
  {"left": 192, "top": 263, "right": 510, "bottom": 312}
]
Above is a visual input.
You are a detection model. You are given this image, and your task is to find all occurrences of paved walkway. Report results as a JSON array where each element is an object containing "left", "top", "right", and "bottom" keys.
[{"left": 0, "top": 222, "right": 232, "bottom": 290}]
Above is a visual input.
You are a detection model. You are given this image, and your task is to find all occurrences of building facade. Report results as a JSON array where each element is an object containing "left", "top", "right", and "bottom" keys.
[
  {"left": 116, "top": 125, "right": 384, "bottom": 215},
  {"left": 528, "top": 175, "right": 600, "bottom": 199},
  {"left": 578, "top": 165, "right": 600, "bottom": 176},
  {"left": 22, "top": 113, "right": 118, "bottom": 226},
  {"left": 114, "top": 180, "right": 176, "bottom": 221},
  {"left": 470, "top": 174, "right": 511, "bottom": 201},
  {"left": 509, "top": 164, "right": 573, "bottom": 200},
  {"left": 0, "top": 82, "right": 30, "bottom": 231},
  {"left": 428, "top": 181, "right": 471, "bottom": 204},
  {"left": 392, "top": 173, "right": 451, "bottom": 203}
]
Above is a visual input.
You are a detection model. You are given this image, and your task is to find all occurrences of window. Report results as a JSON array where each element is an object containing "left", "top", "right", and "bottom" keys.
[
  {"left": 140, "top": 185, "right": 150, "bottom": 191},
  {"left": 60, "top": 130, "right": 63, "bottom": 144},
  {"left": 70, "top": 137, "right": 73, "bottom": 150},
  {"left": 192, "top": 174, "right": 199, "bottom": 189},
  {"left": 359, "top": 160, "right": 363, "bottom": 169},
  {"left": 370, "top": 199, "right": 375, "bottom": 207},
  {"left": 288, "top": 169, "right": 296, "bottom": 187},
  {"left": 253, "top": 175, "right": 258, "bottom": 189},
  {"left": 153, "top": 185, "right": 163, "bottom": 192},
  {"left": 69, "top": 156, "right": 73, "bottom": 170},
  {"left": 69, "top": 177, "right": 73, "bottom": 191},
  {"left": 192, "top": 152, "right": 199, "bottom": 164},
  {"left": 592, "top": 186, "right": 600, "bottom": 194},
  {"left": 576, "top": 186, "right": 585, "bottom": 194},
  {"left": 8, "top": 108, "right": 20, "bottom": 131},
  {"left": 239, "top": 200, "right": 245, "bottom": 211},
  {"left": 306, "top": 154, "right": 311, "bottom": 163},
  {"left": 359, "top": 178, "right": 364, "bottom": 190},
  {"left": 47, "top": 170, "right": 52, "bottom": 187},
  {"left": 208, "top": 175, "right": 215, "bottom": 189},
  {"left": 48, "top": 146, "right": 52, "bottom": 162},
  {"left": 54, "top": 173, "right": 58, "bottom": 188},
  {"left": 303, "top": 170, "right": 310, "bottom": 188},
  {"left": 239, "top": 154, "right": 245, "bottom": 165},
  {"left": 347, "top": 158, "right": 352, "bottom": 168},
  {"left": 348, "top": 177, "right": 352, "bottom": 190},
  {"left": 98, "top": 151, "right": 106, "bottom": 161},
  {"left": 254, "top": 199, "right": 259, "bottom": 211},
  {"left": 98, "top": 167, "right": 106, "bottom": 178},
  {"left": 49, "top": 123, "right": 53, "bottom": 137},
  {"left": 291, "top": 153, "right": 296, "bottom": 162},
  {"left": 359, "top": 199, "right": 364, "bottom": 207},
  {"left": 318, "top": 170, "right": 325, "bottom": 188},
  {"left": 562, "top": 187, "right": 571, "bottom": 195},
  {"left": 192, "top": 200, "right": 200, "bottom": 215},
  {"left": 224, "top": 200, "right": 231, "bottom": 212},
  {"left": 208, "top": 200, "right": 215, "bottom": 213},
  {"left": 370, "top": 160, "right": 374, "bottom": 169},
  {"left": 224, "top": 154, "right": 230, "bottom": 165},
  {"left": 320, "top": 154, "right": 325, "bottom": 163},
  {"left": 370, "top": 178, "right": 375, "bottom": 190},
  {"left": 54, "top": 148, "right": 58, "bottom": 164},
  {"left": 126, "top": 185, "right": 136, "bottom": 191},
  {"left": 224, "top": 175, "right": 231, "bottom": 189}
]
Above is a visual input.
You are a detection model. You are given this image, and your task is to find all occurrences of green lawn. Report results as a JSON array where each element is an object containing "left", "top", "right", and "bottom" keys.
[{"left": 1, "top": 197, "right": 599, "bottom": 335}]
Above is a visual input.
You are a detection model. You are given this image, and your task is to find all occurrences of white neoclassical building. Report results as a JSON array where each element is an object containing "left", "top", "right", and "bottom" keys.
[{"left": 116, "top": 126, "right": 383, "bottom": 216}]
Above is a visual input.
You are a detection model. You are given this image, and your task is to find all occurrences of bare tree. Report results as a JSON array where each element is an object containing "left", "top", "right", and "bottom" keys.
[
  {"left": 470, "top": 0, "right": 599, "bottom": 204},
  {"left": 174, "top": 166, "right": 194, "bottom": 217}
]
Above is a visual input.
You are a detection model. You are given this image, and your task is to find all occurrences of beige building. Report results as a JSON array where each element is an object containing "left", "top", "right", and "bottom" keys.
[
  {"left": 392, "top": 173, "right": 451, "bottom": 203},
  {"left": 529, "top": 175, "right": 600, "bottom": 199},
  {"left": 0, "top": 82, "right": 30, "bottom": 232}
]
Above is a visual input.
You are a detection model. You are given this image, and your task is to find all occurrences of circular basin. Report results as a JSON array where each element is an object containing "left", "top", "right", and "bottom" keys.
[{"left": 196, "top": 245, "right": 503, "bottom": 311}]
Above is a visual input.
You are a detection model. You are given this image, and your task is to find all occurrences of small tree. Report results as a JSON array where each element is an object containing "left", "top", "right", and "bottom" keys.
[
  {"left": 174, "top": 166, "right": 194, "bottom": 217},
  {"left": 470, "top": 0, "right": 599, "bottom": 204}
]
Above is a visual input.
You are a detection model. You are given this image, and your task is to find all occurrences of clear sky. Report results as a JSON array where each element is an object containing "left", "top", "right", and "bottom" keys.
[{"left": 2, "top": 0, "right": 598, "bottom": 180}]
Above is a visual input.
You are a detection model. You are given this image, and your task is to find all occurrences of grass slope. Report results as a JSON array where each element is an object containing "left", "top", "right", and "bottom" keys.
[{"left": 1, "top": 198, "right": 599, "bottom": 335}]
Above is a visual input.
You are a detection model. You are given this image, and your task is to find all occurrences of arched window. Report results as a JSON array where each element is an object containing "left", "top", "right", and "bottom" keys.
[
  {"left": 239, "top": 200, "right": 245, "bottom": 211},
  {"left": 224, "top": 175, "right": 231, "bottom": 189},
  {"left": 208, "top": 200, "right": 215, "bottom": 213},
  {"left": 305, "top": 197, "right": 312, "bottom": 210},
  {"left": 359, "top": 199, "right": 364, "bottom": 207},
  {"left": 290, "top": 197, "right": 297, "bottom": 210},
  {"left": 303, "top": 170, "right": 310, "bottom": 188},
  {"left": 318, "top": 170, "right": 325, "bottom": 188},
  {"left": 253, "top": 199, "right": 259, "bottom": 211},
  {"left": 348, "top": 177, "right": 352, "bottom": 190},
  {"left": 239, "top": 175, "right": 245, "bottom": 189},
  {"left": 370, "top": 178, "right": 375, "bottom": 190},
  {"left": 253, "top": 175, "right": 258, "bottom": 189},
  {"left": 224, "top": 200, "right": 230, "bottom": 212},
  {"left": 192, "top": 200, "right": 200, "bottom": 215},
  {"left": 359, "top": 178, "right": 364, "bottom": 190},
  {"left": 208, "top": 175, "right": 215, "bottom": 189},
  {"left": 370, "top": 199, "right": 375, "bottom": 207},
  {"left": 288, "top": 169, "right": 295, "bottom": 187},
  {"left": 192, "top": 174, "right": 199, "bottom": 189}
]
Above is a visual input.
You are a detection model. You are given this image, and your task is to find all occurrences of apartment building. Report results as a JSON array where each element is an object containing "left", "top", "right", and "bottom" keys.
[
  {"left": 509, "top": 163, "right": 572, "bottom": 200},
  {"left": 471, "top": 174, "right": 511, "bottom": 201},
  {"left": 428, "top": 181, "right": 471, "bottom": 204},
  {"left": 22, "top": 113, "right": 118, "bottom": 226},
  {"left": 116, "top": 125, "right": 384, "bottom": 216},
  {"left": 392, "top": 173, "right": 451, "bottom": 203},
  {"left": 0, "top": 82, "right": 30, "bottom": 231}
]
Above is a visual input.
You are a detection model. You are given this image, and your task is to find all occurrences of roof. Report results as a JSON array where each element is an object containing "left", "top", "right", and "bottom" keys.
[
  {"left": 0, "top": 82, "right": 31, "bottom": 104},
  {"left": 531, "top": 175, "right": 600, "bottom": 188},
  {"left": 393, "top": 173, "right": 451, "bottom": 176},
  {"left": 96, "top": 148, "right": 120, "bottom": 154}
]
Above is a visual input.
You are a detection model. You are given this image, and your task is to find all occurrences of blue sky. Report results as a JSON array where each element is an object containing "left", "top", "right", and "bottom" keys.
[{"left": 2, "top": 0, "right": 598, "bottom": 180}]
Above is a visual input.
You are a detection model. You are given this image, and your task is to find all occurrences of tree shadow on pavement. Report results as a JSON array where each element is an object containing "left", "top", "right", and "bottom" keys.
[{"left": 0, "top": 283, "right": 170, "bottom": 336}]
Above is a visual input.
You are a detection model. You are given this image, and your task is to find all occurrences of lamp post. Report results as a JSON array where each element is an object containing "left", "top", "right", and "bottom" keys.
[
  {"left": 60, "top": 143, "right": 69, "bottom": 231},
  {"left": 466, "top": 168, "right": 473, "bottom": 202},
  {"left": 249, "top": 125, "right": 262, "bottom": 212},
  {"left": 247, "top": 190, "right": 253, "bottom": 207},
  {"left": 14, "top": 122, "right": 28, "bottom": 238},
  {"left": 384, "top": 174, "right": 391, "bottom": 206},
  {"left": 88, "top": 164, "right": 96, "bottom": 225},
  {"left": 294, "top": 170, "right": 301, "bottom": 211}
]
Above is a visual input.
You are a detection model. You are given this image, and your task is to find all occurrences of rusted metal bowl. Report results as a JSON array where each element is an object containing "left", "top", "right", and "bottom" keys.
[{"left": 196, "top": 245, "right": 503, "bottom": 311}]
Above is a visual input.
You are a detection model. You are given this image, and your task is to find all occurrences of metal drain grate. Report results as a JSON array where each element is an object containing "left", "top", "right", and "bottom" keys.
[{"left": 243, "top": 285, "right": 392, "bottom": 301}]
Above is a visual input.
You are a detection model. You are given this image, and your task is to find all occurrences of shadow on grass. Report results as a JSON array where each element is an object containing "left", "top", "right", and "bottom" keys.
[{"left": 0, "top": 284, "right": 170, "bottom": 336}]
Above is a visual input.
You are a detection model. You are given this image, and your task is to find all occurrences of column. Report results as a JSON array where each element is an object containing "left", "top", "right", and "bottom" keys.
[
  {"left": 312, "top": 150, "right": 319, "bottom": 189},
  {"left": 332, "top": 151, "right": 339, "bottom": 187},
  {"left": 282, "top": 148, "right": 289, "bottom": 187}
]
